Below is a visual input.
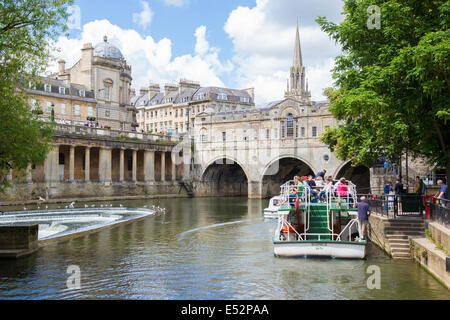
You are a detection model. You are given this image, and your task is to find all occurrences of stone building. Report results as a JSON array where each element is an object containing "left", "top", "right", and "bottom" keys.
[
  {"left": 48, "top": 36, "right": 135, "bottom": 131},
  {"left": 132, "top": 79, "right": 255, "bottom": 135},
  {"left": 26, "top": 77, "right": 96, "bottom": 126}
]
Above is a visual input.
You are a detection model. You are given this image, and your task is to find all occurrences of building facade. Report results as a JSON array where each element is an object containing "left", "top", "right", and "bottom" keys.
[
  {"left": 133, "top": 80, "right": 255, "bottom": 135},
  {"left": 45, "top": 36, "right": 135, "bottom": 130}
]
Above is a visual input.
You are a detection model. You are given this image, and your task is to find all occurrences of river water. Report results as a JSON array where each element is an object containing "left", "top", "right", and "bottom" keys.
[{"left": 0, "top": 197, "right": 448, "bottom": 299}]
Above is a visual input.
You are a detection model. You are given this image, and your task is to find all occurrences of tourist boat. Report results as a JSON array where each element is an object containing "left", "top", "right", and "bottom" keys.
[
  {"left": 273, "top": 180, "right": 366, "bottom": 259},
  {"left": 264, "top": 196, "right": 283, "bottom": 218}
]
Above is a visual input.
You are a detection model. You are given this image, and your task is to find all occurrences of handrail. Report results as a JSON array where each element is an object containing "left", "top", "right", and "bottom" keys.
[{"left": 336, "top": 218, "right": 360, "bottom": 241}]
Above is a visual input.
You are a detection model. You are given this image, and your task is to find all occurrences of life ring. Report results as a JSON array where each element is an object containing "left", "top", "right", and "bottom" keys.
[{"left": 282, "top": 224, "right": 298, "bottom": 233}]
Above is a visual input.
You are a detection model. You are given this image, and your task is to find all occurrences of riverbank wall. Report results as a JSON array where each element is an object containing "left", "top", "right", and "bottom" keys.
[
  {"left": 0, "top": 181, "right": 189, "bottom": 205},
  {"left": 410, "top": 222, "right": 450, "bottom": 290}
]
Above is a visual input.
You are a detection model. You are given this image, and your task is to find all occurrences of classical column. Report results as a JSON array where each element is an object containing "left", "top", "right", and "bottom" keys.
[
  {"left": 69, "top": 146, "right": 75, "bottom": 182},
  {"left": 44, "top": 145, "right": 59, "bottom": 184},
  {"left": 171, "top": 156, "right": 176, "bottom": 181},
  {"left": 161, "top": 152, "right": 166, "bottom": 182},
  {"left": 99, "top": 147, "right": 112, "bottom": 183},
  {"left": 26, "top": 164, "right": 33, "bottom": 183},
  {"left": 144, "top": 150, "right": 155, "bottom": 182},
  {"left": 132, "top": 150, "right": 137, "bottom": 182},
  {"left": 119, "top": 148, "right": 125, "bottom": 182},
  {"left": 85, "top": 147, "right": 91, "bottom": 182}
]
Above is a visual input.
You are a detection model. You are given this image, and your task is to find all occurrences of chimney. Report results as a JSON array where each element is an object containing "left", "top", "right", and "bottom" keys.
[
  {"left": 148, "top": 83, "right": 160, "bottom": 98},
  {"left": 178, "top": 79, "right": 200, "bottom": 93},
  {"left": 139, "top": 86, "right": 149, "bottom": 96},
  {"left": 164, "top": 83, "right": 179, "bottom": 96},
  {"left": 58, "top": 60, "right": 66, "bottom": 76}
]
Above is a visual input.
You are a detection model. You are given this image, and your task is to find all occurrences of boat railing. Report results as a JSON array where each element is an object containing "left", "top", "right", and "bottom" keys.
[{"left": 336, "top": 218, "right": 361, "bottom": 242}]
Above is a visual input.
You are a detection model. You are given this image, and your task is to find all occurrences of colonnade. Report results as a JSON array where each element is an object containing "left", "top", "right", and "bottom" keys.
[{"left": 7, "top": 144, "right": 188, "bottom": 184}]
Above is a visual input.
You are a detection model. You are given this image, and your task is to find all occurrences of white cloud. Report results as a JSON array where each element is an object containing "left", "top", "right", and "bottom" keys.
[
  {"left": 49, "top": 20, "right": 232, "bottom": 93},
  {"left": 163, "top": 0, "right": 189, "bottom": 7},
  {"left": 132, "top": 0, "right": 154, "bottom": 30},
  {"left": 224, "top": 0, "right": 343, "bottom": 103}
]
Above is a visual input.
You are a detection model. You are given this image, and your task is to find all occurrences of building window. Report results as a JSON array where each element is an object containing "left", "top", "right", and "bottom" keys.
[
  {"left": 175, "top": 110, "right": 178, "bottom": 117},
  {"left": 222, "top": 132, "right": 226, "bottom": 142},
  {"left": 266, "top": 129, "right": 270, "bottom": 140},
  {"left": 325, "top": 125, "right": 330, "bottom": 131},
  {"left": 312, "top": 126, "right": 317, "bottom": 137},
  {"left": 59, "top": 87, "right": 66, "bottom": 94},
  {"left": 74, "top": 105, "right": 80, "bottom": 116},
  {"left": 104, "top": 86, "right": 111, "bottom": 101},
  {"left": 180, "top": 109, "right": 183, "bottom": 117},
  {"left": 61, "top": 103, "right": 66, "bottom": 115},
  {"left": 295, "top": 120, "right": 299, "bottom": 138},
  {"left": 44, "top": 84, "right": 51, "bottom": 93},
  {"left": 217, "top": 93, "right": 227, "bottom": 100},
  {"left": 243, "top": 130, "right": 248, "bottom": 141},
  {"left": 240, "top": 96, "right": 249, "bottom": 103},
  {"left": 286, "top": 113, "right": 294, "bottom": 137},
  {"left": 280, "top": 121, "right": 285, "bottom": 139},
  {"left": 88, "top": 106, "right": 93, "bottom": 117},
  {"left": 301, "top": 127, "right": 305, "bottom": 138},
  {"left": 79, "top": 90, "right": 85, "bottom": 97},
  {"left": 46, "top": 101, "right": 53, "bottom": 113},
  {"left": 105, "top": 110, "right": 110, "bottom": 118}
]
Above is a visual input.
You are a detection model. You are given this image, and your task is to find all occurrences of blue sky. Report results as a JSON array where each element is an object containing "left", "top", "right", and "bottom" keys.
[{"left": 55, "top": 0, "right": 345, "bottom": 104}]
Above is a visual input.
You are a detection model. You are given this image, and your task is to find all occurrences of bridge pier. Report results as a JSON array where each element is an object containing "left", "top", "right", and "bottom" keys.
[{"left": 248, "top": 181, "right": 263, "bottom": 199}]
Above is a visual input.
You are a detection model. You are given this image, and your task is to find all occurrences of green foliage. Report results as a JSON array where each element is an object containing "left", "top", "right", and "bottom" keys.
[
  {"left": 0, "top": 0, "right": 72, "bottom": 190},
  {"left": 316, "top": 0, "right": 450, "bottom": 174}
]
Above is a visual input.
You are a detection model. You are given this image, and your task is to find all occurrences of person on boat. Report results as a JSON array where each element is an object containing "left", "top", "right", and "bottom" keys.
[
  {"left": 354, "top": 196, "right": 371, "bottom": 241},
  {"left": 306, "top": 175, "right": 316, "bottom": 188},
  {"left": 315, "top": 169, "right": 327, "bottom": 180},
  {"left": 289, "top": 176, "right": 300, "bottom": 202},
  {"left": 318, "top": 177, "right": 332, "bottom": 203},
  {"left": 315, "top": 176, "right": 324, "bottom": 187},
  {"left": 303, "top": 176, "right": 318, "bottom": 199},
  {"left": 335, "top": 177, "right": 354, "bottom": 205}
]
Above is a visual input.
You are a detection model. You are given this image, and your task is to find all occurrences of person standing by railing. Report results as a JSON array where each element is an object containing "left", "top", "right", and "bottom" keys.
[
  {"left": 354, "top": 196, "right": 371, "bottom": 241},
  {"left": 435, "top": 180, "right": 449, "bottom": 207}
]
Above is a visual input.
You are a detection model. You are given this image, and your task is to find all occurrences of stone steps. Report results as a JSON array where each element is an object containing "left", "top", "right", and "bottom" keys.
[
  {"left": 386, "top": 230, "right": 424, "bottom": 236},
  {"left": 391, "top": 252, "right": 412, "bottom": 259},
  {"left": 383, "top": 219, "right": 425, "bottom": 260}
]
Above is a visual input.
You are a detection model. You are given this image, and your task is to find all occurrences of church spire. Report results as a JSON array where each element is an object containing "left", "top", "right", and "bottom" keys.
[
  {"left": 293, "top": 20, "right": 303, "bottom": 68},
  {"left": 285, "top": 20, "right": 310, "bottom": 101}
]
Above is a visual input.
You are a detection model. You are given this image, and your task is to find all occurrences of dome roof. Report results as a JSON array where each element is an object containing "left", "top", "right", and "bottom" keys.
[{"left": 93, "top": 36, "right": 123, "bottom": 60}]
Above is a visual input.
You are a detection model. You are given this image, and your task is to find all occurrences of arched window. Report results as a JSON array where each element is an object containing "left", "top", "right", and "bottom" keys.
[
  {"left": 200, "top": 127, "right": 208, "bottom": 142},
  {"left": 286, "top": 113, "right": 294, "bottom": 137}
]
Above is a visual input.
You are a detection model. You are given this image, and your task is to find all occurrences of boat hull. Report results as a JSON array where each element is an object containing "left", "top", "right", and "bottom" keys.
[
  {"left": 264, "top": 209, "right": 279, "bottom": 218},
  {"left": 273, "top": 240, "right": 366, "bottom": 259}
]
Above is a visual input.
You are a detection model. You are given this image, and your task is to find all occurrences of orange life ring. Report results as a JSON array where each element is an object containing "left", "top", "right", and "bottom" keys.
[{"left": 282, "top": 225, "right": 298, "bottom": 233}]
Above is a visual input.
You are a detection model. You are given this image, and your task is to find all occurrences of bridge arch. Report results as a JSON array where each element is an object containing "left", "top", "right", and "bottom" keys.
[
  {"left": 260, "top": 155, "right": 315, "bottom": 198},
  {"left": 334, "top": 160, "right": 371, "bottom": 194},
  {"left": 200, "top": 156, "right": 249, "bottom": 197}
]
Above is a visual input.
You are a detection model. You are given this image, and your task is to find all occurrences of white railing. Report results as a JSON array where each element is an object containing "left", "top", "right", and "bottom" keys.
[
  {"left": 336, "top": 218, "right": 361, "bottom": 242},
  {"left": 276, "top": 179, "right": 361, "bottom": 242}
]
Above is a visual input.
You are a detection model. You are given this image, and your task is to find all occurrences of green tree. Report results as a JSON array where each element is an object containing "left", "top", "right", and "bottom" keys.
[
  {"left": 0, "top": 0, "right": 72, "bottom": 190},
  {"left": 317, "top": 0, "right": 450, "bottom": 182}
]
